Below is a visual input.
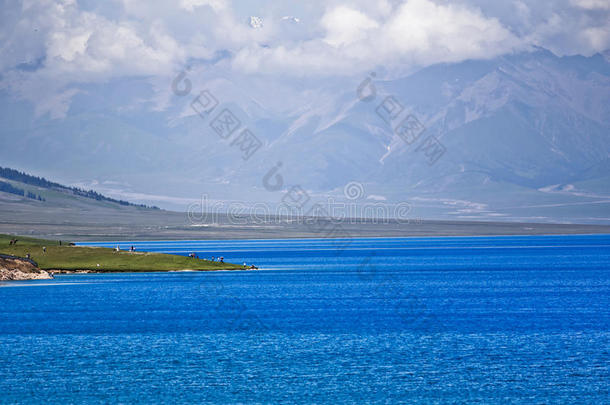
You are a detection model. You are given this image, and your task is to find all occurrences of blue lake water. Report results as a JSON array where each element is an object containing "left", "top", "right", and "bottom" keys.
[{"left": 1, "top": 235, "right": 609, "bottom": 403}]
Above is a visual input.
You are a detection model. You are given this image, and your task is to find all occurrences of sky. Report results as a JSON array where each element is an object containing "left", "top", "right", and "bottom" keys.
[{"left": 1, "top": 0, "right": 609, "bottom": 119}]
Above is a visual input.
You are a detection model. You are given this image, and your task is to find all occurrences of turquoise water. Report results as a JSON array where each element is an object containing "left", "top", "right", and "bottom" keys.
[{"left": 1, "top": 235, "right": 609, "bottom": 403}]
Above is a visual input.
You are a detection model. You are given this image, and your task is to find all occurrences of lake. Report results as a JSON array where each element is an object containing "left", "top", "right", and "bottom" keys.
[{"left": 1, "top": 235, "right": 609, "bottom": 403}]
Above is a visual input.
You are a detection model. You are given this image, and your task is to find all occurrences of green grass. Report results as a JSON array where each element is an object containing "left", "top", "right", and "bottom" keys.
[{"left": 0, "top": 234, "right": 243, "bottom": 272}]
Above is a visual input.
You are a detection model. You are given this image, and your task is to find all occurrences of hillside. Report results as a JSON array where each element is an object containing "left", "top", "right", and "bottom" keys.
[
  {"left": 0, "top": 167, "right": 192, "bottom": 240},
  {"left": 0, "top": 167, "right": 158, "bottom": 209}
]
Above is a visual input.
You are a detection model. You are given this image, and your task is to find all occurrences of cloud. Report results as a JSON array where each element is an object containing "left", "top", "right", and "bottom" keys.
[
  {"left": 41, "top": 2, "right": 183, "bottom": 78},
  {"left": 1, "top": 0, "right": 186, "bottom": 117},
  {"left": 521, "top": 2, "right": 610, "bottom": 57},
  {"left": 582, "top": 25, "right": 610, "bottom": 50},
  {"left": 232, "top": 0, "right": 520, "bottom": 75},
  {"left": 380, "top": 0, "right": 519, "bottom": 63},
  {"left": 321, "top": 6, "right": 379, "bottom": 47},
  {"left": 1, "top": 0, "right": 609, "bottom": 118},
  {"left": 180, "top": 0, "right": 228, "bottom": 12},
  {"left": 571, "top": 0, "right": 610, "bottom": 10}
]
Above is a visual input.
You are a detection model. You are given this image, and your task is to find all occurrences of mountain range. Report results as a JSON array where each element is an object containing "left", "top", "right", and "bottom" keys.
[{"left": 1, "top": 48, "right": 608, "bottom": 224}]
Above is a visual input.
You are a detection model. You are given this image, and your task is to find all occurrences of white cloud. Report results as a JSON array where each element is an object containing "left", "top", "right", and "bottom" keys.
[
  {"left": 380, "top": 0, "right": 519, "bottom": 63},
  {"left": 45, "top": 13, "right": 182, "bottom": 77},
  {"left": 1, "top": 0, "right": 186, "bottom": 117},
  {"left": 321, "top": 6, "right": 379, "bottom": 47},
  {"left": 571, "top": 0, "right": 610, "bottom": 10},
  {"left": 233, "top": 0, "right": 520, "bottom": 75},
  {"left": 582, "top": 25, "right": 610, "bottom": 50},
  {"left": 1, "top": 0, "right": 609, "bottom": 117},
  {"left": 180, "top": 0, "right": 227, "bottom": 12}
]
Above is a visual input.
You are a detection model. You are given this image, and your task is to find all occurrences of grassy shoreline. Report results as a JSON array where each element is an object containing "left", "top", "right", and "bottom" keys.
[{"left": 0, "top": 234, "right": 243, "bottom": 272}]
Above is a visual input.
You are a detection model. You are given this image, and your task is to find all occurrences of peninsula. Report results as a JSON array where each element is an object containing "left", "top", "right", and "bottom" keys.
[{"left": 0, "top": 234, "right": 242, "bottom": 281}]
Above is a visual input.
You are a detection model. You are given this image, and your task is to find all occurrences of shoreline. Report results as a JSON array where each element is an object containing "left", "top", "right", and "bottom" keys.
[
  {"left": 0, "top": 234, "right": 245, "bottom": 280},
  {"left": 0, "top": 254, "right": 53, "bottom": 281},
  {"left": 49, "top": 267, "right": 250, "bottom": 275},
  {"left": 75, "top": 231, "right": 610, "bottom": 245},
  {"left": 1, "top": 266, "right": 252, "bottom": 282}
]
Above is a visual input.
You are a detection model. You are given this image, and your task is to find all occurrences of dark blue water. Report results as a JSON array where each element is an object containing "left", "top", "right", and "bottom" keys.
[{"left": 1, "top": 235, "right": 609, "bottom": 403}]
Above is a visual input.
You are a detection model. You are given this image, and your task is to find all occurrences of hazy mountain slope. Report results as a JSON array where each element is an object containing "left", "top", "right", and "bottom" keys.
[
  {"left": 233, "top": 49, "right": 610, "bottom": 222},
  {"left": 0, "top": 49, "right": 608, "bottom": 222},
  {"left": 3, "top": 172, "right": 610, "bottom": 241}
]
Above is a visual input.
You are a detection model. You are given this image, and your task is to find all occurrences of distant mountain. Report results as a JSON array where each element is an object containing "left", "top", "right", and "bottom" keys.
[
  {"left": 0, "top": 167, "right": 159, "bottom": 210},
  {"left": 0, "top": 49, "right": 608, "bottom": 223},
  {"left": 206, "top": 49, "right": 610, "bottom": 223}
]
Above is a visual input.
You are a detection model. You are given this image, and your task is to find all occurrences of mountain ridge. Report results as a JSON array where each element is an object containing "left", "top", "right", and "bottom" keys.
[
  {"left": 0, "top": 48, "right": 608, "bottom": 223},
  {"left": 0, "top": 167, "right": 160, "bottom": 210}
]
